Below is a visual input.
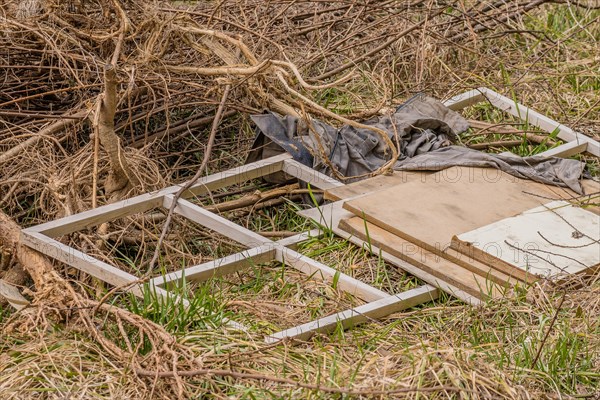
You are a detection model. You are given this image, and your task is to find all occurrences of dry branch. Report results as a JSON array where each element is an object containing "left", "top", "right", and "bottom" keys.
[
  {"left": 0, "top": 0, "right": 584, "bottom": 396},
  {"left": 147, "top": 84, "right": 232, "bottom": 274},
  {"left": 0, "top": 110, "right": 86, "bottom": 165},
  {"left": 93, "top": 64, "right": 140, "bottom": 196}
]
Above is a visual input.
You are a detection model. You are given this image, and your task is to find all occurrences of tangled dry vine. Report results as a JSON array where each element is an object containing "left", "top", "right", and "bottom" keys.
[{"left": 1, "top": 0, "right": 598, "bottom": 398}]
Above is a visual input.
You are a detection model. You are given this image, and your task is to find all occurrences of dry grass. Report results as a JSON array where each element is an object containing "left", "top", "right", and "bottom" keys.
[{"left": 1, "top": 0, "right": 600, "bottom": 399}]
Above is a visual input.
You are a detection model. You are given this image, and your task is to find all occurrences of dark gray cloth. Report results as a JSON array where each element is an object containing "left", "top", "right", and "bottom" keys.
[
  {"left": 396, "top": 146, "right": 586, "bottom": 193},
  {"left": 309, "top": 94, "right": 469, "bottom": 178},
  {"left": 247, "top": 94, "right": 588, "bottom": 194}
]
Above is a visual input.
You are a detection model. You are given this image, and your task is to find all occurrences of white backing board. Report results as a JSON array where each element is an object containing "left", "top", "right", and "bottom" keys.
[{"left": 457, "top": 201, "right": 600, "bottom": 277}]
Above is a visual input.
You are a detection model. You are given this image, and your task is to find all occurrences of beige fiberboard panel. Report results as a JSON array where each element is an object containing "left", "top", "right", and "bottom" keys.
[
  {"left": 339, "top": 215, "right": 520, "bottom": 287},
  {"left": 339, "top": 217, "right": 504, "bottom": 299},
  {"left": 327, "top": 171, "right": 596, "bottom": 219},
  {"left": 324, "top": 171, "right": 431, "bottom": 202},
  {"left": 299, "top": 203, "right": 482, "bottom": 305},
  {"left": 454, "top": 200, "right": 600, "bottom": 278},
  {"left": 343, "top": 167, "right": 582, "bottom": 257}
]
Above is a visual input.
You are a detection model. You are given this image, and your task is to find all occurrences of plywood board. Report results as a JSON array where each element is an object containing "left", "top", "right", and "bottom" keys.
[
  {"left": 339, "top": 216, "right": 505, "bottom": 299},
  {"left": 340, "top": 217, "right": 522, "bottom": 287},
  {"left": 343, "top": 167, "right": 579, "bottom": 257},
  {"left": 454, "top": 201, "right": 600, "bottom": 278},
  {"left": 442, "top": 246, "right": 528, "bottom": 285},
  {"left": 298, "top": 203, "right": 482, "bottom": 305},
  {"left": 324, "top": 171, "right": 430, "bottom": 201},
  {"left": 450, "top": 237, "right": 535, "bottom": 283}
]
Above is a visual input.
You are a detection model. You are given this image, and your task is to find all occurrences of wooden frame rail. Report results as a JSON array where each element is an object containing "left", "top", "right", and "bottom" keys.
[
  {"left": 21, "top": 87, "right": 588, "bottom": 342},
  {"left": 21, "top": 153, "right": 437, "bottom": 342},
  {"left": 444, "top": 87, "right": 599, "bottom": 157}
]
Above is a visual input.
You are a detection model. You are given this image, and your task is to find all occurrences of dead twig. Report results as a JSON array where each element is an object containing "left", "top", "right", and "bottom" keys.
[
  {"left": 146, "top": 84, "right": 231, "bottom": 274},
  {"left": 531, "top": 292, "right": 567, "bottom": 368},
  {"left": 0, "top": 110, "right": 87, "bottom": 165}
]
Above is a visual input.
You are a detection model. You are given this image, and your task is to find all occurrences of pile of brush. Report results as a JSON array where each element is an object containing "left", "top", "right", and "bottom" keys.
[
  {"left": 0, "top": 0, "right": 559, "bottom": 218},
  {"left": 0, "top": 0, "right": 576, "bottom": 398}
]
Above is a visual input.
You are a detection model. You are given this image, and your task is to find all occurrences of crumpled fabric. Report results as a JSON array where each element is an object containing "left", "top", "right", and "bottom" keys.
[
  {"left": 396, "top": 146, "right": 586, "bottom": 193},
  {"left": 246, "top": 93, "right": 588, "bottom": 194}
]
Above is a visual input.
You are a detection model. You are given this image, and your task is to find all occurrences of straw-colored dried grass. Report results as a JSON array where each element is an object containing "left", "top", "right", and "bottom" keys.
[{"left": 1, "top": 0, "right": 599, "bottom": 398}]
